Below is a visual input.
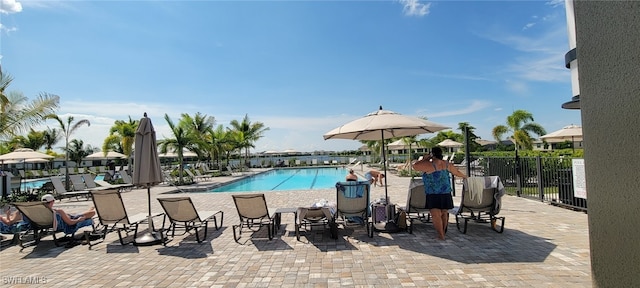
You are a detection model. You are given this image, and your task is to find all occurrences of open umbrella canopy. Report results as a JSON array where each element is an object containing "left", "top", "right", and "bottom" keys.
[
  {"left": 437, "top": 139, "right": 464, "bottom": 148},
  {"left": 324, "top": 107, "right": 449, "bottom": 193},
  {"left": 323, "top": 107, "right": 450, "bottom": 141},
  {"left": 541, "top": 124, "right": 583, "bottom": 143},
  {"left": 324, "top": 106, "right": 449, "bottom": 232},
  {"left": 85, "top": 151, "right": 127, "bottom": 160},
  {"left": 0, "top": 148, "right": 54, "bottom": 161}
]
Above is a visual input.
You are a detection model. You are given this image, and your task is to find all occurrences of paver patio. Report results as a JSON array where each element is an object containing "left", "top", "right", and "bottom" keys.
[{"left": 0, "top": 168, "right": 591, "bottom": 287}]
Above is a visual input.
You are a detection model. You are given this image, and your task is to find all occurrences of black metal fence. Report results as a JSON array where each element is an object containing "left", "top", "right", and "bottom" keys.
[{"left": 464, "top": 156, "right": 587, "bottom": 212}]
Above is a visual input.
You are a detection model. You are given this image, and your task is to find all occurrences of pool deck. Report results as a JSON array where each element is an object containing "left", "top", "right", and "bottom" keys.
[{"left": 0, "top": 167, "right": 592, "bottom": 287}]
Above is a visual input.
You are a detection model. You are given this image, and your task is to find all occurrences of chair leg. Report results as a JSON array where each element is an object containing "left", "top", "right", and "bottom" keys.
[{"left": 233, "top": 224, "right": 240, "bottom": 242}]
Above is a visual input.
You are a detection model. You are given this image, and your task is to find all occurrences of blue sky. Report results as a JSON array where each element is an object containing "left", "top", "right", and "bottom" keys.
[{"left": 1, "top": 0, "right": 580, "bottom": 153}]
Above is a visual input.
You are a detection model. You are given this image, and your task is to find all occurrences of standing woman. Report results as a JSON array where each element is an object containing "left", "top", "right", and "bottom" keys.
[{"left": 412, "top": 146, "right": 466, "bottom": 240}]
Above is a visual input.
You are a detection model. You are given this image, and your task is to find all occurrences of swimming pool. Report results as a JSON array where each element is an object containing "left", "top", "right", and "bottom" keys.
[
  {"left": 17, "top": 174, "right": 105, "bottom": 190},
  {"left": 211, "top": 167, "right": 350, "bottom": 192}
]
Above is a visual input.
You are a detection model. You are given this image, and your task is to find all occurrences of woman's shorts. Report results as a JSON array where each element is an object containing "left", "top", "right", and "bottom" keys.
[{"left": 426, "top": 193, "right": 454, "bottom": 210}]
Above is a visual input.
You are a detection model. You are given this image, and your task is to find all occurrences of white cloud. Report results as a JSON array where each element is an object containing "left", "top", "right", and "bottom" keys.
[
  {"left": 523, "top": 23, "right": 535, "bottom": 30},
  {"left": 0, "top": 23, "right": 18, "bottom": 33},
  {"left": 398, "top": 0, "right": 430, "bottom": 17},
  {"left": 0, "top": 0, "right": 22, "bottom": 14},
  {"left": 420, "top": 100, "right": 492, "bottom": 118}
]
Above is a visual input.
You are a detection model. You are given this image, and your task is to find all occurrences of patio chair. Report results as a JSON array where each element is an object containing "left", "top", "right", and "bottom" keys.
[
  {"left": 295, "top": 205, "right": 336, "bottom": 240},
  {"left": 226, "top": 166, "right": 242, "bottom": 177},
  {"left": 84, "top": 174, "right": 131, "bottom": 192},
  {"left": 90, "top": 189, "right": 162, "bottom": 245},
  {"left": 401, "top": 178, "right": 432, "bottom": 234},
  {"left": 157, "top": 197, "right": 223, "bottom": 244},
  {"left": 184, "top": 169, "right": 209, "bottom": 182},
  {"left": 334, "top": 181, "right": 372, "bottom": 238},
  {"left": 453, "top": 176, "right": 506, "bottom": 234},
  {"left": 49, "top": 176, "right": 90, "bottom": 201},
  {"left": 12, "top": 201, "right": 94, "bottom": 248},
  {"left": 231, "top": 193, "right": 275, "bottom": 242}
]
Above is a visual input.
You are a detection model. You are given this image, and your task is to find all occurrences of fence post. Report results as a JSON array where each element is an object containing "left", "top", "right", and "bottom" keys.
[
  {"left": 515, "top": 150, "right": 523, "bottom": 197},
  {"left": 536, "top": 156, "right": 544, "bottom": 201}
]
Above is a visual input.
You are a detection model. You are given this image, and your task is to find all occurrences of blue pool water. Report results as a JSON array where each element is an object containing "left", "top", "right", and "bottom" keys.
[
  {"left": 20, "top": 174, "right": 105, "bottom": 190},
  {"left": 211, "top": 167, "right": 350, "bottom": 192}
]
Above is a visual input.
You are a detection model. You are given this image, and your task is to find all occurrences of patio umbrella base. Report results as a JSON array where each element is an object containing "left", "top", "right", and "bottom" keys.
[
  {"left": 133, "top": 232, "right": 163, "bottom": 246},
  {"left": 372, "top": 221, "right": 403, "bottom": 233}
]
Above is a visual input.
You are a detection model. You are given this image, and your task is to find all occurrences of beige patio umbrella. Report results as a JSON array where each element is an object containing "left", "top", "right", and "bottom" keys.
[
  {"left": 437, "top": 139, "right": 464, "bottom": 153},
  {"left": 0, "top": 148, "right": 54, "bottom": 161},
  {"left": 324, "top": 106, "right": 449, "bottom": 232},
  {"left": 133, "top": 113, "right": 164, "bottom": 246},
  {"left": 85, "top": 151, "right": 127, "bottom": 160},
  {"left": 541, "top": 124, "right": 583, "bottom": 152},
  {"left": 0, "top": 148, "right": 54, "bottom": 195}
]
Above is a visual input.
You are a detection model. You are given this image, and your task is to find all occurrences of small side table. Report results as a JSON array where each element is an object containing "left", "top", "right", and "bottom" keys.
[{"left": 273, "top": 207, "right": 298, "bottom": 234}]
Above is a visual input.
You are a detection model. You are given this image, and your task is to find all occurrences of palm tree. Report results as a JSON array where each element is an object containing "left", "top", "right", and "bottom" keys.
[
  {"left": 0, "top": 69, "right": 60, "bottom": 141},
  {"left": 103, "top": 116, "right": 139, "bottom": 170},
  {"left": 65, "top": 139, "right": 95, "bottom": 168},
  {"left": 12, "top": 129, "right": 46, "bottom": 151},
  {"left": 492, "top": 110, "right": 546, "bottom": 150},
  {"left": 229, "top": 114, "right": 269, "bottom": 169},
  {"left": 208, "top": 124, "right": 230, "bottom": 167},
  {"left": 43, "top": 128, "right": 61, "bottom": 153},
  {"left": 180, "top": 112, "right": 215, "bottom": 163},
  {"left": 46, "top": 115, "right": 91, "bottom": 190},
  {"left": 457, "top": 122, "right": 481, "bottom": 152},
  {"left": 157, "top": 113, "right": 197, "bottom": 184}
]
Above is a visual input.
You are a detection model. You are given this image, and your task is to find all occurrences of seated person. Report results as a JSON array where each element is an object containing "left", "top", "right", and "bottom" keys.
[
  {"left": 345, "top": 169, "right": 358, "bottom": 181},
  {"left": 41, "top": 194, "right": 96, "bottom": 234},
  {"left": 365, "top": 170, "right": 385, "bottom": 187},
  {"left": 0, "top": 207, "right": 29, "bottom": 234}
]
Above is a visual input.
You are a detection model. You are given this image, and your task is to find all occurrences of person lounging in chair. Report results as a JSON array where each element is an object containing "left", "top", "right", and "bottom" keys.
[
  {"left": 41, "top": 194, "right": 96, "bottom": 234},
  {"left": 0, "top": 207, "right": 30, "bottom": 234}
]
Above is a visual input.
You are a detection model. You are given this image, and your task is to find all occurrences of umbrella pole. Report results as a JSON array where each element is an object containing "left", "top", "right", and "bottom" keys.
[
  {"left": 372, "top": 130, "right": 401, "bottom": 233},
  {"left": 134, "top": 187, "right": 162, "bottom": 246}
]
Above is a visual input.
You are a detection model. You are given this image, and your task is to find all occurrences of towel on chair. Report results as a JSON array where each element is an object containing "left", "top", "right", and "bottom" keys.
[
  {"left": 467, "top": 177, "right": 487, "bottom": 205},
  {"left": 336, "top": 182, "right": 366, "bottom": 198}
]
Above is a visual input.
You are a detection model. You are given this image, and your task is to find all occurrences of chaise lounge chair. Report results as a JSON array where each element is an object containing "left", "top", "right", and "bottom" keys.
[
  {"left": 12, "top": 201, "right": 94, "bottom": 249},
  {"left": 295, "top": 205, "right": 336, "bottom": 241},
  {"left": 50, "top": 176, "right": 90, "bottom": 201},
  {"left": 334, "top": 181, "right": 372, "bottom": 238},
  {"left": 231, "top": 194, "right": 275, "bottom": 242},
  {"left": 91, "top": 189, "right": 162, "bottom": 245},
  {"left": 157, "top": 197, "right": 223, "bottom": 244},
  {"left": 402, "top": 178, "right": 432, "bottom": 234},
  {"left": 453, "top": 176, "right": 506, "bottom": 233}
]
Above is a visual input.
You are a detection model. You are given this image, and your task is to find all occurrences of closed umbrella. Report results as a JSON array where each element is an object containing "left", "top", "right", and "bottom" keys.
[
  {"left": 324, "top": 106, "right": 449, "bottom": 232},
  {"left": 133, "top": 112, "right": 164, "bottom": 246}
]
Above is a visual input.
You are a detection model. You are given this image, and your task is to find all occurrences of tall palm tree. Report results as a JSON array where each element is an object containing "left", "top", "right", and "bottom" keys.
[
  {"left": 46, "top": 115, "right": 91, "bottom": 190},
  {"left": 103, "top": 116, "right": 139, "bottom": 170},
  {"left": 457, "top": 122, "right": 481, "bottom": 152},
  {"left": 157, "top": 113, "right": 197, "bottom": 184},
  {"left": 43, "top": 128, "right": 61, "bottom": 153},
  {"left": 0, "top": 69, "right": 60, "bottom": 141},
  {"left": 492, "top": 110, "right": 546, "bottom": 150},
  {"left": 65, "top": 139, "right": 95, "bottom": 168},
  {"left": 208, "top": 124, "right": 229, "bottom": 167},
  {"left": 12, "top": 129, "right": 46, "bottom": 151},
  {"left": 229, "top": 114, "right": 269, "bottom": 168},
  {"left": 180, "top": 112, "right": 215, "bottom": 162}
]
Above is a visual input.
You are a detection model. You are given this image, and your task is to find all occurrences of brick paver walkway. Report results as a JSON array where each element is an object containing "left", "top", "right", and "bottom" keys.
[{"left": 0, "top": 167, "right": 591, "bottom": 287}]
